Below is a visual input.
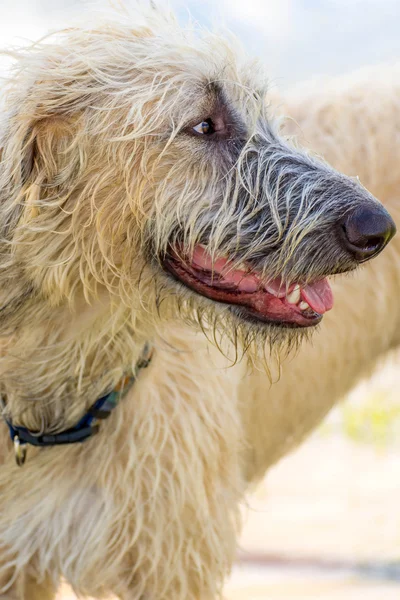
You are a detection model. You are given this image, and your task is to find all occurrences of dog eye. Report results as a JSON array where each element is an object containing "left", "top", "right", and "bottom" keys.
[{"left": 192, "top": 119, "right": 216, "bottom": 135}]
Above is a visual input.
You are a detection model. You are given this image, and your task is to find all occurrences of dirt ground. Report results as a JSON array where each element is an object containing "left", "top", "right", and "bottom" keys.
[{"left": 57, "top": 429, "right": 400, "bottom": 600}]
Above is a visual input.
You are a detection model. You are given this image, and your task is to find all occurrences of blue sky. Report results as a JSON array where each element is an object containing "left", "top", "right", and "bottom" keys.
[{"left": 1, "top": 0, "right": 400, "bottom": 87}]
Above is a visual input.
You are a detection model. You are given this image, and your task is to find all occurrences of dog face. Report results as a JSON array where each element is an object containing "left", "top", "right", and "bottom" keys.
[{"left": 0, "top": 10, "right": 395, "bottom": 346}]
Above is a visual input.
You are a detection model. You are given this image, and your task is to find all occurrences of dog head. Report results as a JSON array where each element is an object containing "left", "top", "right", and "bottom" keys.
[{"left": 0, "top": 9, "right": 395, "bottom": 350}]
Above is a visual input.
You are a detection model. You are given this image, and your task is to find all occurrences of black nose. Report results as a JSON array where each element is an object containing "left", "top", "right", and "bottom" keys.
[{"left": 340, "top": 206, "right": 396, "bottom": 262}]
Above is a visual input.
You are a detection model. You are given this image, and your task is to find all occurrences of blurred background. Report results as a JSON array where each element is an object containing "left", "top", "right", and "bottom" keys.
[
  {"left": 1, "top": 1, "right": 400, "bottom": 598},
  {"left": 3, "top": 0, "right": 400, "bottom": 83}
]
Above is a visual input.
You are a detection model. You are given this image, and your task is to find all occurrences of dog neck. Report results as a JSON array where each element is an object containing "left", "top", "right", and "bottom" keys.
[
  {"left": 0, "top": 292, "right": 150, "bottom": 434},
  {"left": 4, "top": 342, "right": 153, "bottom": 466}
]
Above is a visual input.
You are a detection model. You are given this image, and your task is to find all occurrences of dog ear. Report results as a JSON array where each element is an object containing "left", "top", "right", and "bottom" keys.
[
  {"left": 0, "top": 110, "right": 84, "bottom": 325},
  {"left": 0, "top": 109, "right": 86, "bottom": 237},
  {"left": 21, "top": 116, "right": 83, "bottom": 208}
]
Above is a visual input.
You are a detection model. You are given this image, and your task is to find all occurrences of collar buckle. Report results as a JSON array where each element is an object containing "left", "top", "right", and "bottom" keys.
[{"left": 14, "top": 435, "right": 27, "bottom": 467}]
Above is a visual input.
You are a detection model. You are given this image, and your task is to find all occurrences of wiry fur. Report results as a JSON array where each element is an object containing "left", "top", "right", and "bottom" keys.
[
  {"left": 0, "top": 7, "right": 392, "bottom": 600},
  {"left": 244, "top": 65, "right": 400, "bottom": 480}
]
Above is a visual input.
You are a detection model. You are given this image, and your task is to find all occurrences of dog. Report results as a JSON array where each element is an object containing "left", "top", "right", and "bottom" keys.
[
  {"left": 243, "top": 65, "right": 400, "bottom": 483},
  {"left": 0, "top": 8, "right": 395, "bottom": 600}
]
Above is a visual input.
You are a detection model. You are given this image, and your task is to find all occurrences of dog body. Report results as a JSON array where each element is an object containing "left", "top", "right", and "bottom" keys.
[{"left": 0, "top": 9, "right": 395, "bottom": 600}]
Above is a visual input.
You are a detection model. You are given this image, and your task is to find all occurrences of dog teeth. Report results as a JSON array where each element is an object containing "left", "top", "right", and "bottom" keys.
[
  {"left": 286, "top": 285, "right": 300, "bottom": 304},
  {"left": 299, "top": 300, "right": 310, "bottom": 310}
]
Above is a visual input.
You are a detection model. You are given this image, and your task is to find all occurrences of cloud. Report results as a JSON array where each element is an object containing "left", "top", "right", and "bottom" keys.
[{"left": 219, "top": 0, "right": 293, "bottom": 41}]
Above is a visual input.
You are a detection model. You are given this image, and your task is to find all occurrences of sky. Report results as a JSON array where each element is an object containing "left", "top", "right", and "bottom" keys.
[{"left": 0, "top": 0, "right": 400, "bottom": 87}]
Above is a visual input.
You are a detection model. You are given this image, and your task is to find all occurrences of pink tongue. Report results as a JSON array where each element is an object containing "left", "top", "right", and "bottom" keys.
[
  {"left": 301, "top": 279, "right": 333, "bottom": 314},
  {"left": 191, "top": 246, "right": 259, "bottom": 292},
  {"left": 192, "top": 246, "right": 214, "bottom": 270}
]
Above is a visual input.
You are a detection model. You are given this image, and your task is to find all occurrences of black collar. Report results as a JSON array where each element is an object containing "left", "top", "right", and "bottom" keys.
[{"left": 4, "top": 344, "right": 153, "bottom": 466}]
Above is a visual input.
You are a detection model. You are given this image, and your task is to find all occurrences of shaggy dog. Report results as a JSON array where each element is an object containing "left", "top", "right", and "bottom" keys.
[
  {"left": 0, "top": 8, "right": 395, "bottom": 600},
  {"left": 244, "top": 66, "right": 400, "bottom": 482}
]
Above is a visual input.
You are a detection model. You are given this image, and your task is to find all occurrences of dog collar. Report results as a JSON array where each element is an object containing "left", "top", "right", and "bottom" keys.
[{"left": 5, "top": 344, "right": 153, "bottom": 466}]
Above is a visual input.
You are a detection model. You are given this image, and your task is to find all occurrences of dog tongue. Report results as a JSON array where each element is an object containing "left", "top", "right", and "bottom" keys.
[{"left": 301, "top": 279, "right": 333, "bottom": 314}]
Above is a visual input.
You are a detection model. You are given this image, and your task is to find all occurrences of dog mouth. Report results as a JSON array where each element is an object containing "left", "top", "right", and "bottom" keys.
[{"left": 163, "top": 245, "right": 333, "bottom": 328}]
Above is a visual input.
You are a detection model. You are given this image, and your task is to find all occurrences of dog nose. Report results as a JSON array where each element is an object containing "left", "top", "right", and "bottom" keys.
[{"left": 340, "top": 206, "right": 396, "bottom": 262}]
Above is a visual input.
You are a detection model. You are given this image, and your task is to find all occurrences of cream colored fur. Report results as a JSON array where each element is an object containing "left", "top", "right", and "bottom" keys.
[
  {"left": 0, "top": 8, "right": 397, "bottom": 600},
  {"left": 0, "top": 10, "right": 268, "bottom": 599},
  {"left": 0, "top": 328, "right": 245, "bottom": 599},
  {"left": 0, "top": 11, "right": 251, "bottom": 600}
]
